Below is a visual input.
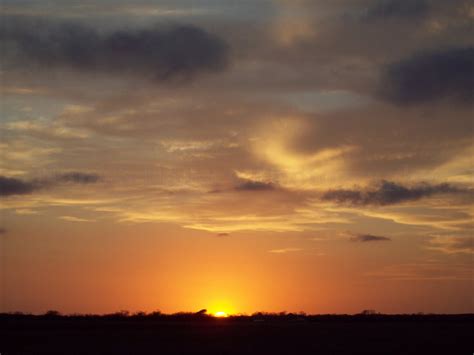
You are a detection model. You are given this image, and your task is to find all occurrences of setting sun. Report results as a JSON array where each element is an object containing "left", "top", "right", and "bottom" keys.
[{"left": 214, "top": 311, "right": 229, "bottom": 318}]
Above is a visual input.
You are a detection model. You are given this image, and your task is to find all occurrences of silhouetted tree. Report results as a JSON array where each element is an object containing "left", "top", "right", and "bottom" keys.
[{"left": 44, "top": 310, "right": 61, "bottom": 317}]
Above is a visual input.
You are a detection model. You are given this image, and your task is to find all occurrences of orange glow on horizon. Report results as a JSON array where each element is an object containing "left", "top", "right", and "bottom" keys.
[{"left": 214, "top": 311, "right": 229, "bottom": 318}]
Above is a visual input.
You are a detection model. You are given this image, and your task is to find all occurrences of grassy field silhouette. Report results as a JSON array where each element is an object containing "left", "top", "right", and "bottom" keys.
[{"left": 1, "top": 311, "right": 472, "bottom": 354}]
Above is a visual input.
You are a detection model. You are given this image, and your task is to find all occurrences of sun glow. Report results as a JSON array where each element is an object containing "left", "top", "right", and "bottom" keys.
[{"left": 214, "top": 311, "right": 229, "bottom": 318}]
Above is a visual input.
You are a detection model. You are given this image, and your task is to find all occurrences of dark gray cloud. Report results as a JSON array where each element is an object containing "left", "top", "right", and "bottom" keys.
[
  {"left": 365, "top": 0, "right": 429, "bottom": 20},
  {"left": 0, "top": 172, "right": 100, "bottom": 197},
  {"left": 380, "top": 47, "right": 474, "bottom": 105},
  {"left": 234, "top": 180, "right": 276, "bottom": 192},
  {"left": 350, "top": 234, "right": 391, "bottom": 242},
  {"left": 322, "top": 180, "right": 463, "bottom": 206},
  {"left": 55, "top": 172, "right": 100, "bottom": 184},
  {"left": 1, "top": 17, "right": 229, "bottom": 81},
  {"left": 0, "top": 176, "right": 38, "bottom": 197}
]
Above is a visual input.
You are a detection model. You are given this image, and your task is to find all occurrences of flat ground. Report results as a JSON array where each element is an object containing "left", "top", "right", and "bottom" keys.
[{"left": 1, "top": 315, "right": 472, "bottom": 354}]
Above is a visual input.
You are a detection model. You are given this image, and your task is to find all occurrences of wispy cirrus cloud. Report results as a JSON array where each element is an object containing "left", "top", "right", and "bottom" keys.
[
  {"left": 59, "top": 215, "right": 95, "bottom": 223},
  {"left": 365, "top": 260, "right": 472, "bottom": 280},
  {"left": 427, "top": 236, "right": 473, "bottom": 254}
]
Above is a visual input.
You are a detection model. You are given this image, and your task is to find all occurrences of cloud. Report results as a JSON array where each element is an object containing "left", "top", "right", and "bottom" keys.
[
  {"left": 59, "top": 216, "right": 95, "bottom": 222},
  {"left": 0, "top": 228, "right": 6, "bottom": 235},
  {"left": 268, "top": 248, "right": 302, "bottom": 254},
  {"left": 0, "top": 172, "right": 100, "bottom": 197},
  {"left": 5, "top": 119, "right": 90, "bottom": 140},
  {"left": 380, "top": 47, "right": 474, "bottom": 104},
  {"left": 321, "top": 180, "right": 463, "bottom": 206},
  {"left": 216, "top": 233, "right": 229, "bottom": 237},
  {"left": 428, "top": 236, "right": 473, "bottom": 254},
  {"left": 55, "top": 172, "right": 100, "bottom": 184},
  {"left": 1, "top": 17, "right": 229, "bottom": 81},
  {"left": 234, "top": 180, "right": 276, "bottom": 192},
  {"left": 0, "top": 176, "right": 37, "bottom": 196},
  {"left": 365, "top": 260, "right": 472, "bottom": 280},
  {"left": 350, "top": 233, "right": 391, "bottom": 242},
  {"left": 365, "top": 0, "right": 429, "bottom": 20}
]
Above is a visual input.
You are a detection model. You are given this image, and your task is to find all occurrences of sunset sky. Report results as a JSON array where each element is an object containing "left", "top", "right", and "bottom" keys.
[{"left": 0, "top": 0, "right": 473, "bottom": 315}]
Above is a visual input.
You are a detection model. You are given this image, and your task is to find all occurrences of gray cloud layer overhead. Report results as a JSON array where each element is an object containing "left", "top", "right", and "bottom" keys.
[
  {"left": 365, "top": 0, "right": 429, "bottom": 20},
  {"left": 1, "top": 17, "right": 229, "bottom": 81},
  {"left": 0, "top": 0, "right": 472, "bottom": 242}
]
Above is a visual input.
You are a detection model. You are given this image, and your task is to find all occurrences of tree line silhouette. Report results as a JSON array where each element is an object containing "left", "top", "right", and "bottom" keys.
[{"left": 1, "top": 310, "right": 472, "bottom": 323}]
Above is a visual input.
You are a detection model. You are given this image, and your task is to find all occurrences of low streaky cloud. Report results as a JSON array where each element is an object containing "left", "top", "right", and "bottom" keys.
[
  {"left": 350, "top": 234, "right": 391, "bottom": 242},
  {"left": 322, "top": 180, "right": 464, "bottom": 206},
  {"left": 365, "top": 0, "right": 429, "bottom": 20},
  {"left": 217, "top": 233, "right": 229, "bottom": 237},
  {"left": 381, "top": 47, "right": 474, "bottom": 105},
  {"left": 268, "top": 248, "right": 302, "bottom": 254},
  {"left": 234, "top": 180, "right": 276, "bottom": 192},
  {"left": 1, "top": 17, "right": 229, "bottom": 81},
  {"left": 60, "top": 216, "right": 95, "bottom": 223},
  {"left": 0, "top": 172, "right": 100, "bottom": 197},
  {"left": 55, "top": 172, "right": 100, "bottom": 184},
  {"left": 428, "top": 236, "right": 473, "bottom": 254}
]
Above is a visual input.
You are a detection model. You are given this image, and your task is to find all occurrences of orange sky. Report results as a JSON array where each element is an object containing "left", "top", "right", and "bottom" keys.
[{"left": 0, "top": 0, "right": 473, "bottom": 315}]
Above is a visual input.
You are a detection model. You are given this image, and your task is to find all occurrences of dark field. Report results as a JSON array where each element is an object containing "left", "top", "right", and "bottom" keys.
[{"left": 1, "top": 314, "right": 473, "bottom": 354}]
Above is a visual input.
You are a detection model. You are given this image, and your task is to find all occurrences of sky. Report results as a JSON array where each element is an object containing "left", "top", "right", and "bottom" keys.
[{"left": 0, "top": 0, "right": 473, "bottom": 315}]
